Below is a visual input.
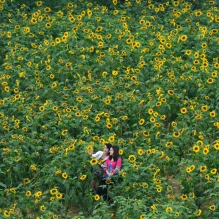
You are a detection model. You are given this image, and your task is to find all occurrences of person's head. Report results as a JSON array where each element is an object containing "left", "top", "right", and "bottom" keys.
[
  {"left": 103, "top": 143, "right": 112, "bottom": 155},
  {"left": 109, "top": 146, "right": 119, "bottom": 161}
]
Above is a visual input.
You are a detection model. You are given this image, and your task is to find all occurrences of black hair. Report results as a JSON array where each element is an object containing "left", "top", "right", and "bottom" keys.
[
  {"left": 109, "top": 146, "right": 119, "bottom": 161},
  {"left": 105, "top": 143, "right": 112, "bottom": 150}
]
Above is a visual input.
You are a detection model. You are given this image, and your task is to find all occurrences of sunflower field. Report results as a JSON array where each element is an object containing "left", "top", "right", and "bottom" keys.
[{"left": 0, "top": 0, "right": 219, "bottom": 218}]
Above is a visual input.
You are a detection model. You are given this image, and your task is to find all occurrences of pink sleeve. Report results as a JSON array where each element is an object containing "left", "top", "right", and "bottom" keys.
[{"left": 112, "top": 157, "right": 122, "bottom": 174}]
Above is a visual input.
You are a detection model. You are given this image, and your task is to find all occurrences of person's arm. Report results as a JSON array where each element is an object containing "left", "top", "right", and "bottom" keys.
[
  {"left": 112, "top": 158, "right": 122, "bottom": 174},
  {"left": 90, "top": 151, "right": 103, "bottom": 159}
]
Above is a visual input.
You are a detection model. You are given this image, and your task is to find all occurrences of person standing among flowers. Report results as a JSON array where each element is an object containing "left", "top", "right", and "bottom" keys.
[
  {"left": 89, "top": 143, "right": 112, "bottom": 191},
  {"left": 97, "top": 145, "right": 122, "bottom": 203},
  {"left": 103, "top": 146, "right": 122, "bottom": 179}
]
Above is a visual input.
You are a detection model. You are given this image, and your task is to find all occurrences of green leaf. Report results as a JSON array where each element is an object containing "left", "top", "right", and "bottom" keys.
[{"left": 0, "top": 182, "right": 6, "bottom": 188}]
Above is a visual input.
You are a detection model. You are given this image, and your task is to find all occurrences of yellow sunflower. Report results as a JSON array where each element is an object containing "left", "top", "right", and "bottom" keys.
[
  {"left": 80, "top": 175, "right": 87, "bottom": 181},
  {"left": 62, "top": 172, "right": 68, "bottom": 179},
  {"left": 90, "top": 158, "right": 98, "bottom": 165},
  {"left": 128, "top": 155, "right": 136, "bottom": 163},
  {"left": 139, "top": 118, "right": 145, "bottom": 125},
  {"left": 94, "top": 194, "right": 100, "bottom": 201}
]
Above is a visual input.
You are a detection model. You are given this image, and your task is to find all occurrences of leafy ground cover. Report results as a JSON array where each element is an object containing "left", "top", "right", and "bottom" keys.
[{"left": 0, "top": 0, "right": 219, "bottom": 218}]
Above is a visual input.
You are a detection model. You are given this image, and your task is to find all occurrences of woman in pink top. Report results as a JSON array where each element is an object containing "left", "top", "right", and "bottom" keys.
[
  {"left": 97, "top": 146, "right": 122, "bottom": 203},
  {"left": 103, "top": 146, "right": 122, "bottom": 179}
]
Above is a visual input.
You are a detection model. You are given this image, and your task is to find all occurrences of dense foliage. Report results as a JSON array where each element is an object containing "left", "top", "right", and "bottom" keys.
[{"left": 0, "top": 0, "right": 219, "bottom": 218}]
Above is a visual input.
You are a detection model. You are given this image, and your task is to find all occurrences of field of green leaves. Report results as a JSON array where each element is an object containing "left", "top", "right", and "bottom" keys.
[{"left": 0, "top": 0, "right": 219, "bottom": 218}]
